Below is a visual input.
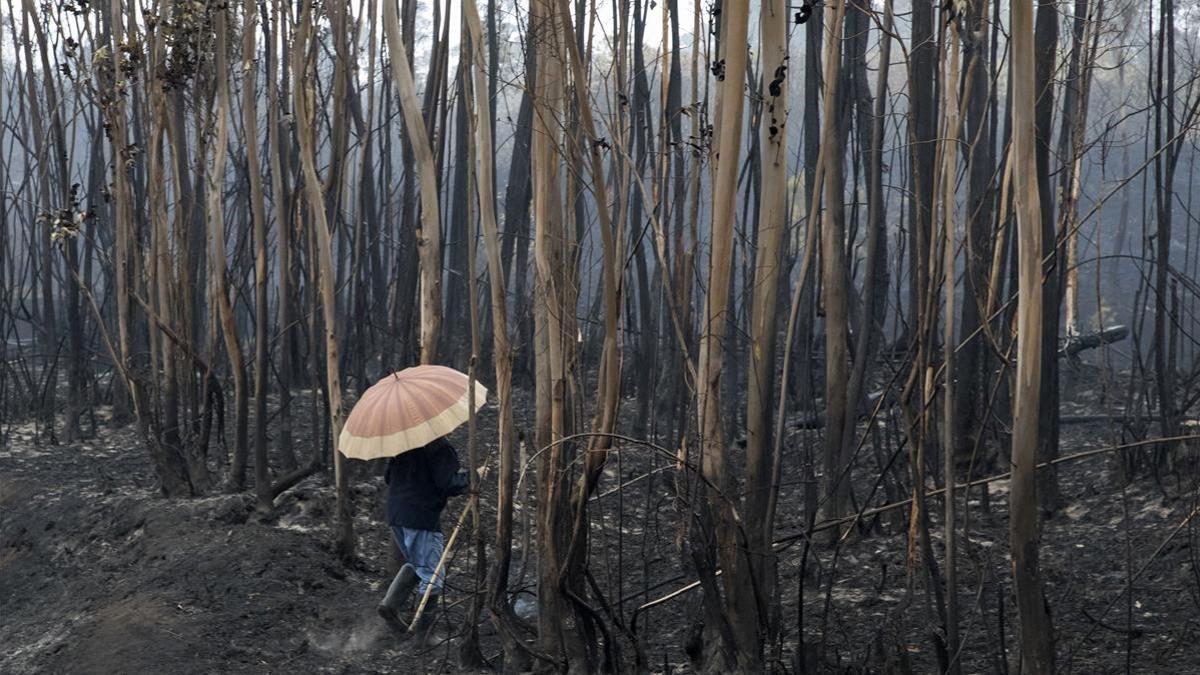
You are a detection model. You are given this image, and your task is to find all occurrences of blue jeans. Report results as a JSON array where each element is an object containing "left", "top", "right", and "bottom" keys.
[{"left": 391, "top": 526, "right": 445, "bottom": 595}]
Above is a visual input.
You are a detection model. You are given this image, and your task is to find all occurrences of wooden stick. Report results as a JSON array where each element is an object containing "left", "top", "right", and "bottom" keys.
[{"left": 409, "top": 498, "right": 474, "bottom": 632}]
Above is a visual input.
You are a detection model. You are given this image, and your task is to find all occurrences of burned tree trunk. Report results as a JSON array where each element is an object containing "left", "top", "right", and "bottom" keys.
[
  {"left": 529, "top": 0, "right": 575, "bottom": 660},
  {"left": 265, "top": 0, "right": 296, "bottom": 473},
  {"left": 696, "top": 0, "right": 760, "bottom": 669},
  {"left": 384, "top": 0, "right": 443, "bottom": 366},
  {"left": 1010, "top": 0, "right": 1056, "bottom": 665},
  {"left": 1034, "top": 0, "right": 1061, "bottom": 514},
  {"left": 819, "top": 0, "right": 851, "bottom": 530},
  {"left": 243, "top": 0, "right": 272, "bottom": 510},
  {"left": 209, "top": 8, "right": 249, "bottom": 493},
  {"left": 744, "top": 0, "right": 789, "bottom": 642},
  {"left": 954, "top": 0, "right": 998, "bottom": 470},
  {"left": 294, "top": 0, "right": 353, "bottom": 557},
  {"left": 462, "top": 3, "right": 528, "bottom": 668}
]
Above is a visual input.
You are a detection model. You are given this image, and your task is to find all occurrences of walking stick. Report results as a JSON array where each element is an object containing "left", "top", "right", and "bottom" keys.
[{"left": 408, "top": 497, "right": 473, "bottom": 632}]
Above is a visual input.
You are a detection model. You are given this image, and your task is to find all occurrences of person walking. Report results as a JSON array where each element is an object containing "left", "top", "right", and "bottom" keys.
[
  {"left": 334, "top": 365, "right": 489, "bottom": 640},
  {"left": 376, "top": 436, "right": 481, "bottom": 638}
]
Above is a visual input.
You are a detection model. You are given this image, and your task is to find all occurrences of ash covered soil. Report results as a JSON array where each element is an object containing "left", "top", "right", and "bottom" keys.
[
  {"left": 4, "top": 377, "right": 1200, "bottom": 673},
  {"left": 0, "top": 397, "right": 504, "bottom": 675}
]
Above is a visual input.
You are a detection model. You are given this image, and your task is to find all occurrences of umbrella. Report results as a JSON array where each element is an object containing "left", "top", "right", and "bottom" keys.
[{"left": 338, "top": 365, "right": 488, "bottom": 460}]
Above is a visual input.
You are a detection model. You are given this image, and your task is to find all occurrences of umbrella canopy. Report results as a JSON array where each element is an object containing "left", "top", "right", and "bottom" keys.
[{"left": 338, "top": 365, "right": 488, "bottom": 460}]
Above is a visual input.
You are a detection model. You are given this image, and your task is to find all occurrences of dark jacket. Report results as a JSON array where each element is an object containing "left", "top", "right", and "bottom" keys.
[{"left": 384, "top": 438, "right": 468, "bottom": 531}]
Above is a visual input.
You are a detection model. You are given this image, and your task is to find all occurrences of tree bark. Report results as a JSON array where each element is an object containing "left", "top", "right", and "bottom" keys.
[
  {"left": 1034, "top": 0, "right": 1061, "bottom": 514},
  {"left": 383, "top": 0, "right": 442, "bottom": 365},
  {"left": 819, "top": 0, "right": 851, "bottom": 530},
  {"left": 266, "top": 0, "right": 296, "bottom": 472},
  {"left": 745, "top": 0, "right": 789, "bottom": 643},
  {"left": 1010, "top": 0, "right": 1056, "bottom": 665},
  {"left": 940, "top": 22, "right": 963, "bottom": 671},
  {"left": 294, "top": 0, "right": 354, "bottom": 557},
  {"left": 209, "top": 8, "right": 249, "bottom": 493},
  {"left": 529, "top": 0, "right": 573, "bottom": 659},
  {"left": 696, "top": 0, "right": 756, "bottom": 668},
  {"left": 954, "top": 0, "right": 998, "bottom": 470},
  {"left": 244, "top": 0, "right": 272, "bottom": 510},
  {"left": 462, "top": 4, "right": 528, "bottom": 668}
]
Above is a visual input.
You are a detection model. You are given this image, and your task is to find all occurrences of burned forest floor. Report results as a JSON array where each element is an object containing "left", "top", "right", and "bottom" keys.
[{"left": 3, "top": 366, "right": 1200, "bottom": 674}]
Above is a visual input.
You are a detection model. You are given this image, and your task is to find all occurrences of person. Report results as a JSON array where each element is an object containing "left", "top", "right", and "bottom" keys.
[{"left": 376, "top": 436, "right": 477, "bottom": 636}]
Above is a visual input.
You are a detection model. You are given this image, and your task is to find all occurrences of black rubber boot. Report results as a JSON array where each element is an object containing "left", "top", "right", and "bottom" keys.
[{"left": 377, "top": 564, "right": 418, "bottom": 632}]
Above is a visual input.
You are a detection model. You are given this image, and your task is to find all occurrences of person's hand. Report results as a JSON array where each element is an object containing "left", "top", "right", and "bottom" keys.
[{"left": 476, "top": 465, "right": 490, "bottom": 480}]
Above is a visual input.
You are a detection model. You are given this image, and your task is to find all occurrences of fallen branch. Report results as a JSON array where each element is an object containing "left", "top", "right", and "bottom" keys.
[
  {"left": 1059, "top": 415, "right": 1198, "bottom": 425},
  {"left": 1079, "top": 607, "right": 1144, "bottom": 637},
  {"left": 778, "top": 433, "right": 1200, "bottom": 544},
  {"left": 635, "top": 433, "right": 1200, "bottom": 616},
  {"left": 1060, "top": 325, "right": 1129, "bottom": 358},
  {"left": 131, "top": 293, "right": 224, "bottom": 398},
  {"left": 1067, "top": 502, "right": 1200, "bottom": 661},
  {"left": 269, "top": 460, "right": 322, "bottom": 501}
]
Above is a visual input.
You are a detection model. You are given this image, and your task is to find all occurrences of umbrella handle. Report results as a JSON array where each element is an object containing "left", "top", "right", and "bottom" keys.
[{"left": 408, "top": 498, "right": 473, "bottom": 631}]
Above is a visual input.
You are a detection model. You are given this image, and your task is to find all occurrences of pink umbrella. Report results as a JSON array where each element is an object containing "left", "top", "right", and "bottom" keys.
[{"left": 338, "top": 365, "right": 488, "bottom": 460}]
